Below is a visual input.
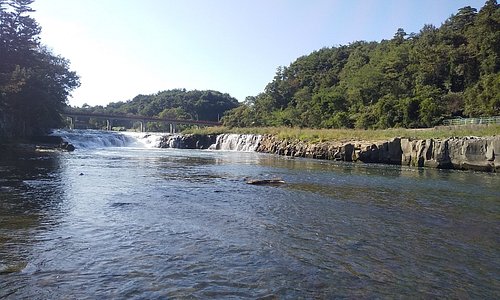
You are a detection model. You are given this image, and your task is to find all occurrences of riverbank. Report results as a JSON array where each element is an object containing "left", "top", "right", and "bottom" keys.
[
  {"left": 0, "top": 135, "right": 75, "bottom": 155},
  {"left": 183, "top": 124, "right": 500, "bottom": 142},
  {"left": 5, "top": 126, "right": 498, "bottom": 172},
  {"left": 180, "top": 125, "right": 500, "bottom": 172},
  {"left": 256, "top": 135, "right": 499, "bottom": 172},
  {"left": 155, "top": 132, "right": 499, "bottom": 172}
]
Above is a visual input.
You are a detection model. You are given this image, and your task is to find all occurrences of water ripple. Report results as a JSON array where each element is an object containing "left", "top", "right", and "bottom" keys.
[{"left": 1, "top": 148, "right": 498, "bottom": 298}]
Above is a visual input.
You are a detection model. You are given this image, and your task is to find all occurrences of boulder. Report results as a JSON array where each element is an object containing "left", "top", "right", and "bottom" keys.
[
  {"left": 60, "top": 141, "right": 75, "bottom": 152},
  {"left": 448, "top": 137, "right": 497, "bottom": 172}
]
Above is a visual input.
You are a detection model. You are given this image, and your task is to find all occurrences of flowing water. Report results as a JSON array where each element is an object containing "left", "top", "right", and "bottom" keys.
[{"left": 0, "top": 130, "right": 499, "bottom": 298}]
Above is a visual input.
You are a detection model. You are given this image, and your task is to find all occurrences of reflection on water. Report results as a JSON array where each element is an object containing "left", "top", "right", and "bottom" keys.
[
  {"left": 0, "top": 149, "right": 65, "bottom": 284},
  {"left": 0, "top": 146, "right": 499, "bottom": 298}
]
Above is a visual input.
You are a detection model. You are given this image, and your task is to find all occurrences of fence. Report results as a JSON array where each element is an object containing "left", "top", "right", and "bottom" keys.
[{"left": 442, "top": 116, "right": 500, "bottom": 126}]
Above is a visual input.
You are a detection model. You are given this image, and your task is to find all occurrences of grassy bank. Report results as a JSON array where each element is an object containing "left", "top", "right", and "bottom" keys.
[{"left": 183, "top": 124, "right": 500, "bottom": 143}]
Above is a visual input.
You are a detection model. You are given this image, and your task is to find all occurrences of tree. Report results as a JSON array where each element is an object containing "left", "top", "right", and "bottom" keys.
[
  {"left": 222, "top": 104, "right": 255, "bottom": 128},
  {"left": 0, "top": 0, "right": 80, "bottom": 137},
  {"left": 69, "top": 88, "right": 240, "bottom": 130},
  {"left": 464, "top": 73, "right": 500, "bottom": 116},
  {"left": 466, "top": 0, "right": 500, "bottom": 75},
  {"left": 222, "top": 1, "right": 498, "bottom": 129},
  {"left": 393, "top": 28, "right": 407, "bottom": 44}
]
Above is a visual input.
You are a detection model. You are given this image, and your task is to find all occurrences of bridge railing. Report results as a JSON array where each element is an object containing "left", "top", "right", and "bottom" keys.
[{"left": 442, "top": 116, "right": 500, "bottom": 126}]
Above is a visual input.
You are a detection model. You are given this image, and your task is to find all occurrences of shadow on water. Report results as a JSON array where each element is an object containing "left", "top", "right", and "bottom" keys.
[{"left": 0, "top": 147, "right": 66, "bottom": 276}]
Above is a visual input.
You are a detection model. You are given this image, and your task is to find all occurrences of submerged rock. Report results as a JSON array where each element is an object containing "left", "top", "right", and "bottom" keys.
[
  {"left": 246, "top": 178, "right": 286, "bottom": 185},
  {"left": 60, "top": 141, "right": 75, "bottom": 152}
]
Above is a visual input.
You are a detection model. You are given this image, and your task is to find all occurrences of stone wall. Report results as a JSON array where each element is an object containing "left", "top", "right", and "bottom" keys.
[{"left": 257, "top": 135, "right": 500, "bottom": 172}]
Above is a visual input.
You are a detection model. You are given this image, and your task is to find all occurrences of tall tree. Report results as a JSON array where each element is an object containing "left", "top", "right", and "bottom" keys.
[{"left": 0, "top": 0, "right": 79, "bottom": 137}]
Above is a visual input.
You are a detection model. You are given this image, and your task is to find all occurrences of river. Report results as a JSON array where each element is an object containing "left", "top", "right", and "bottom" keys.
[{"left": 1, "top": 130, "right": 499, "bottom": 298}]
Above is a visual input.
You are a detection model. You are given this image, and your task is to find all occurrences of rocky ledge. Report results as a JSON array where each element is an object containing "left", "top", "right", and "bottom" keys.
[
  {"left": 158, "top": 134, "right": 217, "bottom": 149},
  {"left": 257, "top": 135, "right": 499, "bottom": 172},
  {"left": 30, "top": 135, "right": 75, "bottom": 151}
]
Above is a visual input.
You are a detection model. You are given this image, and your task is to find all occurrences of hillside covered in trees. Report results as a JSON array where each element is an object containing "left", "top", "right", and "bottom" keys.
[
  {"left": 68, "top": 89, "right": 239, "bottom": 130},
  {"left": 223, "top": 0, "right": 499, "bottom": 129},
  {"left": 0, "top": 0, "right": 80, "bottom": 138},
  {"left": 1, "top": 0, "right": 498, "bottom": 136}
]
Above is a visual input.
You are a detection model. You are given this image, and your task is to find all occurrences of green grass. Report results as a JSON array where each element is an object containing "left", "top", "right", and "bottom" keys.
[{"left": 183, "top": 124, "right": 500, "bottom": 143}]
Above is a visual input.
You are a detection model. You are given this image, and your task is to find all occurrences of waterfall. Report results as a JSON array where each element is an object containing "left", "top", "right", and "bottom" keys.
[
  {"left": 49, "top": 130, "right": 262, "bottom": 152},
  {"left": 50, "top": 129, "right": 135, "bottom": 149},
  {"left": 209, "top": 134, "right": 261, "bottom": 151},
  {"left": 122, "top": 132, "right": 165, "bottom": 148},
  {"left": 50, "top": 129, "right": 167, "bottom": 149}
]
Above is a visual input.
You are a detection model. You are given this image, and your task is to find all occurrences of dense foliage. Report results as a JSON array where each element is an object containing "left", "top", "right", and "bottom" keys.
[
  {"left": 68, "top": 89, "right": 239, "bottom": 130},
  {"left": 224, "top": 1, "right": 499, "bottom": 129},
  {"left": 0, "top": 0, "right": 80, "bottom": 137}
]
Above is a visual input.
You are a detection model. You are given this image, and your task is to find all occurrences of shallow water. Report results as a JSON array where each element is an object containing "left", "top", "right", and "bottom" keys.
[{"left": 1, "top": 144, "right": 499, "bottom": 298}]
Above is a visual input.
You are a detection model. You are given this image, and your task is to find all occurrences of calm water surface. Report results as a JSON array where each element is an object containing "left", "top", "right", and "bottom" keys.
[{"left": 0, "top": 143, "right": 499, "bottom": 298}]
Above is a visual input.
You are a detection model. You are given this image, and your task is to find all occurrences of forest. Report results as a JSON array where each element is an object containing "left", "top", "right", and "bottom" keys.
[
  {"left": 67, "top": 89, "right": 239, "bottom": 131},
  {"left": 223, "top": 0, "right": 499, "bottom": 129},
  {"left": 0, "top": 0, "right": 79, "bottom": 138}
]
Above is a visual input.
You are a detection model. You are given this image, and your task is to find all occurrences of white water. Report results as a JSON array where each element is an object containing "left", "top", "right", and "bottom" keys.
[
  {"left": 50, "top": 130, "right": 166, "bottom": 149},
  {"left": 50, "top": 129, "right": 135, "bottom": 149},
  {"left": 50, "top": 130, "right": 262, "bottom": 151},
  {"left": 209, "top": 134, "right": 262, "bottom": 151},
  {"left": 121, "top": 132, "right": 166, "bottom": 148}
]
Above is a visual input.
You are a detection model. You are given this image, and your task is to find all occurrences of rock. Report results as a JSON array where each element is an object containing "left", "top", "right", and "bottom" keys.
[
  {"left": 156, "top": 133, "right": 499, "bottom": 172},
  {"left": 447, "top": 137, "right": 498, "bottom": 172},
  {"left": 246, "top": 178, "right": 285, "bottom": 185},
  {"left": 159, "top": 134, "right": 217, "bottom": 149},
  {"left": 29, "top": 135, "right": 75, "bottom": 152},
  {"left": 60, "top": 141, "right": 75, "bottom": 152},
  {"left": 342, "top": 144, "right": 355, "bottom": 162},
  {"left": 255, "top": 134, "right": 499, "bottom": 172}
]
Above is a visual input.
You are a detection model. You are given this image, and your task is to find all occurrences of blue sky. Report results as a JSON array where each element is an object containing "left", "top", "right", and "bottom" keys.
[{"left": 32, "top": 0, "right": 487, "bottom": 107}]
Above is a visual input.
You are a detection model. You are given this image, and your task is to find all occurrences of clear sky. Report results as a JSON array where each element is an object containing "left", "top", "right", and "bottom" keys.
[{"left": 31, "top": 0, "right": 487, "bottom": 107}]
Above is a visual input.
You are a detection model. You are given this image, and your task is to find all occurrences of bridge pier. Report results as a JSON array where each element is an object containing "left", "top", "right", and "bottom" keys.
[
  {"left": 106, "top": 119, "right": 113, "bottom": 131},
  {"left": 170, "top": 122, "right": 177, "bottom": 134},
  {"left": 68, "top": 116, "right": 75, "bottom": 130},
  {"left": 140, "top": 120, "right": 146, "bottom": 132}
]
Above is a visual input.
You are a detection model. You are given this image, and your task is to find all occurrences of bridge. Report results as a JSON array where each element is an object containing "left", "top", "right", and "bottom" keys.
[{"left": 62, "top": 111, "right": 222, "bottom": 133}]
